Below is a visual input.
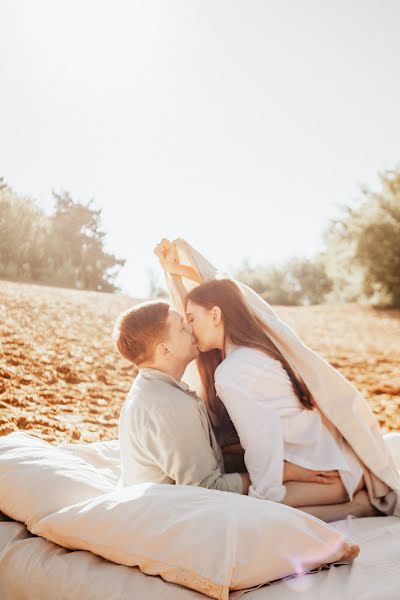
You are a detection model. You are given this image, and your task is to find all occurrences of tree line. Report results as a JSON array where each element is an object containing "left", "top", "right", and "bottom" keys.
[
  {"left": 0, "top": 178, "right": 125, "bottom": 292},
  {"left": 2, "top": 164, "right": 399, "bottom": 306},
  {"left": 234, "top": 165, "right": 400, "bottom": 308}
]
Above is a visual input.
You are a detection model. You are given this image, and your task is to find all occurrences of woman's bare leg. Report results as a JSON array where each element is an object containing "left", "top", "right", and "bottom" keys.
[
  {"left": 280, "top": 475, "right": 382, "bottom": 522},
  {"left": 296, "top": 502, "right": 355, "bottom": 522},
  {"left": 281, "top": 472, "right": 365, "bottom": 508},
  {"left": 281, "top": 478, "right": 348, "bottom": 507},
  {"left": 291, "top": 475, "right": 382, "bottom": 523},
  {"left": 298, "top": 490, "right": 383, "bottom": 522}
]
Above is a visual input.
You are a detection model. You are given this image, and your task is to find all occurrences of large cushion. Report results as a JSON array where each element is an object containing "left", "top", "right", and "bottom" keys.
[
  {"left": 0, "top": 432, "right": 113, "bottom": 529},
  {"left": 32, "top": 482, "right": 359, "bottom": 600}
]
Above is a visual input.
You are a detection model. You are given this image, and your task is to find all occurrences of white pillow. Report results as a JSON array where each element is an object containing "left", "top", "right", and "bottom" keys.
[
  {"left": 33, "top": 483, "right": 360, "bottom": 600},
  {"left": 0, "top": 432, "right": 113, "bottom": 529}
]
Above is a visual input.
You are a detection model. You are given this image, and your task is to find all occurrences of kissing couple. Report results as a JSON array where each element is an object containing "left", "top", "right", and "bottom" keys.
[{"left": 113, "top": 238, "right": 400, "bottom": 522}]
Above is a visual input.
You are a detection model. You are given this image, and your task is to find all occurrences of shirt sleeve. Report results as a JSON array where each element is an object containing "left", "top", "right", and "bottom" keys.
[
  {"left": 138, "top": 391, "right": 244, "bottom": 495},
  {"left": 214, "top": 353, "right": 287, "bottom": 502}
]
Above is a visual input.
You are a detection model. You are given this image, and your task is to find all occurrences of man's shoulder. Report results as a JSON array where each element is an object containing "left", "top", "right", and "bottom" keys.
[{"left": 127, "top": 373, "right": 191, "bottom": 414}]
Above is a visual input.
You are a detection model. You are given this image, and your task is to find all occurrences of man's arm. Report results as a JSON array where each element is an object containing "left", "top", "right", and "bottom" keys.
[
  {"left": 239, "top": 472, "right": 250, "bottom": 494},
  {"left": 139, "top": 392, "right": 245, "bottom": 495}
]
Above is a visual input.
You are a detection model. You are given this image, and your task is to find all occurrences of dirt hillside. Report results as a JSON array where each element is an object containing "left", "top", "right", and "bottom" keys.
[{"left": 0, "top": 280, "right": 399, "bottom": 444}]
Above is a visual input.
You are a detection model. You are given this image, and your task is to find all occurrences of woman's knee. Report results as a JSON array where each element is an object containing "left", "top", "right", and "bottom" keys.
[
  {"left": 321, "top": 478, "right": 348, "bottom": 503},
  {"left": 336, "top": 481, "right": 349, "bottom": 503}
]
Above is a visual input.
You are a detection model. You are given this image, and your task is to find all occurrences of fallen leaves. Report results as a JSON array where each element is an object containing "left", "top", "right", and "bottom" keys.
[{"left": 0, "top": 280, "right": 399, "bottom": 444}]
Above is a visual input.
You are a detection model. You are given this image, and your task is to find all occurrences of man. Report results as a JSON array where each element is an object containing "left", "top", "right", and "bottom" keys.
[{"left": 113, "top": 298, "right": 332, "bottom": 495}]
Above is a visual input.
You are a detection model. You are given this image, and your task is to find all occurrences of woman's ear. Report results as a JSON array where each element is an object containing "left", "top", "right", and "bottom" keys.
[{"left": 211, "top": 306, "right": 222, "bottom": 326}]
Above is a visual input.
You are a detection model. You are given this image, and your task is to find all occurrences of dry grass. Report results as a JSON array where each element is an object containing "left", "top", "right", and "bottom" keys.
[{"left": 0, "top": 280, "right": 399, "bottom": 444}]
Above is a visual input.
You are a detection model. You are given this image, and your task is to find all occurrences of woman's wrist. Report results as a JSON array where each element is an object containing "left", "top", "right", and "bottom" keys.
[{"left": 170, "top": 264, "right": 203, "bottom": 283}]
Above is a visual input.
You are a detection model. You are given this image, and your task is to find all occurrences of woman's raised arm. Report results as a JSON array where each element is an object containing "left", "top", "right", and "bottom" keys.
[
  {"left": 154, "top": 239, "right": 203, "bottom": 284},
  {"left": 154, "top": 239, "right": 203, "bottom": 315}
]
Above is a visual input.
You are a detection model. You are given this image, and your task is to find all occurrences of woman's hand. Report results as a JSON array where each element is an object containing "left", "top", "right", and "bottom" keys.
[
  {"left": 153, "top": 238, "right": 180, "bottom": 274},
  {"left": 222, "top": 449, "right": 340, "bottom": 484},
  {"left": 153, "top": 237, "right": 203, "bottom": 284},
  {"left": 283, "top": 461, "right": 341, "bottom": 484}
]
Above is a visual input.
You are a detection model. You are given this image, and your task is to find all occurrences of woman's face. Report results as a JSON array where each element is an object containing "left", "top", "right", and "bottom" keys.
[{"left": 186, "top": 299, "right": 220, "bottom": 352}]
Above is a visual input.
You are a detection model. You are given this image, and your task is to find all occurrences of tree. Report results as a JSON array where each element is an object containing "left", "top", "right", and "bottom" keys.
[
  {"left": 323, "top": 165, "right": 400, "bottom": 307},
  {"left": 49, "top": 190, "right": 126, "bottom": 292},
  {"left": 0, "top": 181, "right": 48, "bottom": 280},
  {"left": 0, "top": 182, "right": 126, "bottom": 292},
  {"left": 146, "top": 267, "right": 168, "bottom": 299},
  {"left": 234, "top": 256, "right": 333, "bottom": 306},
  {"left": 284, "top": 256, "right": 333, "bottom": 305}
]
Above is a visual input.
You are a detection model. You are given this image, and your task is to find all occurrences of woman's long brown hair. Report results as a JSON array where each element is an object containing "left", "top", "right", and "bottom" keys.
[{"left": 184, "top": 278, "right": 315, "bottom": 442}]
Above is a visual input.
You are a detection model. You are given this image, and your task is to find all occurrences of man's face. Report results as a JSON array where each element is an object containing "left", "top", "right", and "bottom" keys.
[{"left": 163, "top": 310, "right": 199, "bottom": 364}]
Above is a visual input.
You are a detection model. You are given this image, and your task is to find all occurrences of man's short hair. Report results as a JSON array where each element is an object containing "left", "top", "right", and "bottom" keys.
[{"left": 113, "top": 300, "right": 170, "bottom": 366}]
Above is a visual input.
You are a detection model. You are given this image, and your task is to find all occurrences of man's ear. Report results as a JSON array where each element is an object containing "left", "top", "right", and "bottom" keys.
[
  {"left": 155, "top": 342, "right": 170, "bottom": 359},
  {"left": 211, "top": 306, "right": 222, "bottom": 326}
]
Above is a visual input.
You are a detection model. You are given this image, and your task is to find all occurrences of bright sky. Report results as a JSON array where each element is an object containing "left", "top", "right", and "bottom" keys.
[{"left": 1, "top": 0, "right": 399, "bottom": 298}]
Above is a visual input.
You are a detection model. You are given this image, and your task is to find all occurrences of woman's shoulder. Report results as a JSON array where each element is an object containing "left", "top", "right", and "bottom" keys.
[
  {"left": 215, "top": 345, "right": 281, "bottom": 384},
  {"left": 225, "top": 344, "right": 281, "bottom": 365}
]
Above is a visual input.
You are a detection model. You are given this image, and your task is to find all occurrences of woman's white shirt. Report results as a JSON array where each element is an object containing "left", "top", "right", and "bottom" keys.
[{"left": 214, "top": 344, "right": 364, "bottom": 503}]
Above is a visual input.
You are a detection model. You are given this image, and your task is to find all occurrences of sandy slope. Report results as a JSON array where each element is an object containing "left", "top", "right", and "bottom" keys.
[{"left": 0, "top": 280, "right": 399, "bottom": 444}]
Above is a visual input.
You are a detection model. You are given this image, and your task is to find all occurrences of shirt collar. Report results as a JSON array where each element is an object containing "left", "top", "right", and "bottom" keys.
[{"left": 138, "top": 367, "right": 194, "bottom": 395}]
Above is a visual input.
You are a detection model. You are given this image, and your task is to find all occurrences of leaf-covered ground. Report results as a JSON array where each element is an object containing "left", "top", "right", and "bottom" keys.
[{"left": 0, "top": 280, "right": 399, "bottom": 444}]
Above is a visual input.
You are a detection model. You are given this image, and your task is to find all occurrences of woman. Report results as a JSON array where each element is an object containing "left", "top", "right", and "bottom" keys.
[{"left": 153, "top": 238, "right": 396, "bottom": 522}]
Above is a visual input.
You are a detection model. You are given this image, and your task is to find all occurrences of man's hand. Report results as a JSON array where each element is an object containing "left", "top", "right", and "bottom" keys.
[
  {"left": 283, "top": 461, "right": 341, "bottom": 484},
  {"left": 239, "top": 472, "right": 251, "bottom": 495}
]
